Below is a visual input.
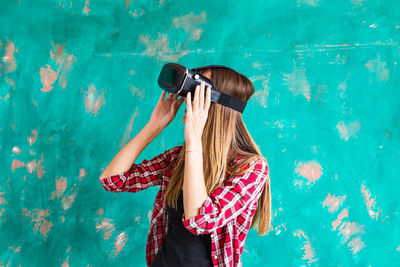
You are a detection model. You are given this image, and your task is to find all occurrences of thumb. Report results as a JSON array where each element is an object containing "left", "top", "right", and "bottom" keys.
[{"left": 159, "top": 91, "right": 166, "bottom": 103}]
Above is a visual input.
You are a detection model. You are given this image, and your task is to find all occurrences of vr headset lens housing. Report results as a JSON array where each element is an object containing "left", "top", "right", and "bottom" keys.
[
  {"left": 158, "top": 67, "right": 177, "bottom": 90},
  {"left": 158, "top": 63, "right": 188, "bottom": 94}
]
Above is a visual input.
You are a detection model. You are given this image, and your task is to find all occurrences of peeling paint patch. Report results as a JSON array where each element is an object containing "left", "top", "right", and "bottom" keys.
[
  {"left": 129, "top": 85, "right": 145, "bottom": 102},
  {"left": 0, "top": 192, "right": 7, "bottom": 205},
  {"left": 297, "top": 0, "right": 320, "bottom": 7},
  {"left": 39, "top": 64, "right": 58, "bottom": 92},
  {"left": 365, "top": 55, "right": 389, "bottom": 82},
  {"left": 283, "top": 65, "right": 311, "bottom": 101},
  {"left": 78, "top": 168, "right": 87, "bottom": 181},
  {"left": 83, "top": 0, "right": 90, "bottom": 15},
  {"left": 61, "top": 191, "right": 77, "bottom": 210},
  {"left": 351, "top": 0, "right": 367, "bottom": 7},
  {"left": 323, "top": 193, "right": 346, "bottom": 213},
  {"left": 173, "top": 11, "right": 207, "bottom": 41},
  {"left": 139, "top": 33, "right": 188, "bottom": 62},
  {"left": 27, "top": 129, "right": 38, "bottom": 146},
  {"left": 294, "top": 160, "right": 323, "bottom": 186},
  {"left": 336, "top": 120, "right": 361, "bottom": 141},
  {"left": 49, "top": 176, "right": 67, "bottom": 200},
  {"left": 50, "top": 42, "right": 76, "bottom": 89},
  {"left": 22, "top": 208, "right": 53, "bottom": 240},
  {"left": 3, "top": 40, "right": 17, "bottom": 72},
  {"left": 82, "top": 84, "right": 105, "bottom": 115},
  {"left": 11, "top": 159, "right": 25, "bottom": 172},
  {"left": 293, "top": 230, "right": 318, "bottom": 264},
  {"left": 360, "top": 181, "right": 382, "bottom": 220},
  {"left": 252, "top": 73, "right": 270, "bottom": 108},
  {"left": 328, "top": 202, "right": 366, "bottom": 254},
  {"left": 347, "top": 236, "right": 366, "bottom": 254},
  {"left": 113, "top": 232, "right": 128, "bottom": 256},
  {"left": 96, "top": 218, "right": 116, "bottom": 240}
]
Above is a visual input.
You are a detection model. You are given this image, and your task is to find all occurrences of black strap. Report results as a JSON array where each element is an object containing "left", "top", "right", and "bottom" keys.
[
  {"left": 191, "top": 65, "right": 233, "bottom": 72},
  {"left": 210, "top": 90, "right": 247, "bottom": 113}
]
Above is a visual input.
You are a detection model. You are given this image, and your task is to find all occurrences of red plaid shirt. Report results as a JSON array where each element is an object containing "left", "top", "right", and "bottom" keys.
[{"left": 100, "top": 144, "right": 268, "bottom": 267}]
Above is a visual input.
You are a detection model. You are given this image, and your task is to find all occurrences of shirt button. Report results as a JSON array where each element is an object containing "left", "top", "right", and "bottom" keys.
[{"left": 214, "top": 255, "right": 217, "bottom": 259}]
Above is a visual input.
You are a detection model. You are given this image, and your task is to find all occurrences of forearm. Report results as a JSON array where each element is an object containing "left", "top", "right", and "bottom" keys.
[
  {"left": 183, "top": 142, "right": 208, "bottom": 220},
  {"left": 100, "top": 122, "right": 162, "bottom": 180}
]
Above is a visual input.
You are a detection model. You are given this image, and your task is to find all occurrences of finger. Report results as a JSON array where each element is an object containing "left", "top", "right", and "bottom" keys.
[
  {"left": 170, "top": 93, "right": 177, "bottom": 103},
  {"left": 171, "top": 96, "right": 177, "bottom": 111},
  {"left": 199, "top": 82, "right": 204, "bottom": 111},
  {"left": 178, "top": 96, "right": 185, "bottom": 107},
  {"left": 186, "top": 92, "right": 192, "bottom": 116},
  {"left": 193, "top": 85, "right": 199, "bottom": 113},
  {"left": 160, "top": 90, "right": 166, "bottom": 101},
  {"left": 173, "top": 96, "right": 184, "bottom": 112},
  {"left": 205, "top": 86, "right": 211, "bottom": 111}
]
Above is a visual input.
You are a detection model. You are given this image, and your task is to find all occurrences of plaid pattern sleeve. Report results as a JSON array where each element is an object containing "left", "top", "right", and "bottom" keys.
[
  {"left": 99, "top": 145, "right": 182, "bottom": 193},
  {"left": 181, "top": 158, "right": 268, "bottom": 235}
]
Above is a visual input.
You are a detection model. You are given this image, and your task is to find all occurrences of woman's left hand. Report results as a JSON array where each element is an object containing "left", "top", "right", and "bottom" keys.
[{"left": 184, "top": 81, "right": 211, "bottom": 147}]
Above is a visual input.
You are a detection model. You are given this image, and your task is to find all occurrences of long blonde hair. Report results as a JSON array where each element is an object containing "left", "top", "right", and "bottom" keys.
[{"left": 163, "top": 66, "right": 271, "bottom": 236}]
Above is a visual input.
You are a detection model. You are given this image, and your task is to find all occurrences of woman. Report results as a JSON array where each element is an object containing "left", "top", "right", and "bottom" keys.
[{"left": 99, "top": 66, "right": 271, "bottom": 267}]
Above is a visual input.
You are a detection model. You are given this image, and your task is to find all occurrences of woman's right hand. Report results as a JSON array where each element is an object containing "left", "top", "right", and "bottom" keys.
[{"left": 148, "top": 91, "right": 185, "bottom": 131}]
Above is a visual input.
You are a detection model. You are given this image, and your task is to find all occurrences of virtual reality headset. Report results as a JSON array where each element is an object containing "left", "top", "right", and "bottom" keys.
[{"left": 157, "top": 63, "right": 247, "bottom": 113}]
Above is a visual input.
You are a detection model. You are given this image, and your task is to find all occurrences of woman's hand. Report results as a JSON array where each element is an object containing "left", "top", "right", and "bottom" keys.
[
  {"left": 148, "top": 91, "right": 184, "bottom": 131},
  {"left": 184, "top": 81, "right": 211, "bottom": 146}
]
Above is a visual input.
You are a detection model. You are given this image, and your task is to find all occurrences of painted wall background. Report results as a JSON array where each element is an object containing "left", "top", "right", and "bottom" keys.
[{"left": 1, "top": 0, "right": 399, "bottom": 266}]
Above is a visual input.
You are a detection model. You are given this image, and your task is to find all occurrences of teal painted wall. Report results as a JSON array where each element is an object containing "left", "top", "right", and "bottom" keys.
[{"left": 1, "top": 0, "right": 399, "bottom": 266}]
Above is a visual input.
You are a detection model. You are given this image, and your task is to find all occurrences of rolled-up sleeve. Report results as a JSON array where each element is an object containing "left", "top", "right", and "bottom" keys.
[
  {"left": 182, "top": 158, "right": 268, "bottom": 235},
  {"left": 100, "top": 145, "right": 182, "bottom": 193}
]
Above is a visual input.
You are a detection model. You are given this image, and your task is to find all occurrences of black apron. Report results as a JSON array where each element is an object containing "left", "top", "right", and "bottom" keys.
[{"left": 150, "top": 189, "right": 213, "bottom": 267}]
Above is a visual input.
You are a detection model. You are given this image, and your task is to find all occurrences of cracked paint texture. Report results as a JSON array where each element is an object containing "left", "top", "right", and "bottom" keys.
[{"left": 0, "top": 0, "right": 399, "bottom": 266}]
